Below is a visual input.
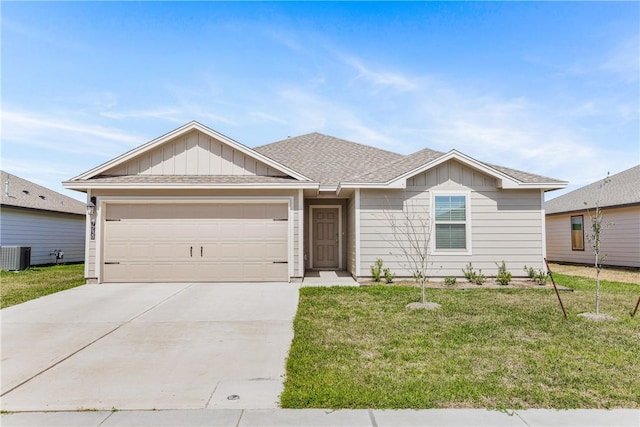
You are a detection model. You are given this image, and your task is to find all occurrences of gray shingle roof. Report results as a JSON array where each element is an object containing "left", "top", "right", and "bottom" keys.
[
  {"left": 486, "top": 163, "right": 563, "bottom": 184},
  {"left": 352, "top": 148, "right": 445, "bottom": 183},
  {"left": 254, "top": 133, "right": 404, "bottom": 186},
  {"left": 257, "top": 133, "right": 564, "bottom": 186},
  {"left": 546, "top": 165, "right": 640, "bottom": 214},
  {"left": 69, "top": 175, "right": 301, "bottom": 185},
  {"left": 1, "top": 170, "right": 86, "bottom": 215}
]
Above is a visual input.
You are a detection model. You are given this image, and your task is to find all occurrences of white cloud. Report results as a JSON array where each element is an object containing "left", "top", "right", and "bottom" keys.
[
  {"left": 3, "top": 110, "right": 141, "bottom": 146},
  {"left": 601, "top": 34, "right": 640, "bottom": 83},
  {"left": 99, "top": 108, "right": 184, "bottom": 122},
  {"left": 250, "top": 111, "right": 288, "bottom": 125},
  {"left": 344, "top": 57, "right": 418, "bottom": 92}
]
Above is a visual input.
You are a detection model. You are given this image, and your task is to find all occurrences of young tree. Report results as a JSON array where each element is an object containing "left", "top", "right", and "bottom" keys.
[
  {"left": 585, "top": 173, "right": 612, "bottom": 315},
  {"left": 383, "top": 197, "right": 434, "bottom": 306}
]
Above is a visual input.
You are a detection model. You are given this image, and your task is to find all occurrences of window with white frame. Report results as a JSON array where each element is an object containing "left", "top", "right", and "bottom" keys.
[
  {"left": 571, "top": 215, "right": 584, "bottom": 251},
  {"left": 434, "top": 195, "right": 467, "bottom": 250}
]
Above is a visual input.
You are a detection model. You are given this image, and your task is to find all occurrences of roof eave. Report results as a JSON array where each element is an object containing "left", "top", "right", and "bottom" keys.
[
  {"left": 62, "top": 181, "right": 320, "bottom": 191},
  {"left": 546, "top": 201, "right": 640, "bottom": 216},
  {"left": 336, "top": 181, "right": 405, "bottom": 196},
  {"left": 522, "top": 182, "right": 569, "bottom": 191}
]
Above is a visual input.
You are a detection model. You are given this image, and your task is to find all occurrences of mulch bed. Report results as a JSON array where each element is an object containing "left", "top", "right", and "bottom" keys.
[{"left": 358, "top": 278, "right": 573, "bottom": 291}]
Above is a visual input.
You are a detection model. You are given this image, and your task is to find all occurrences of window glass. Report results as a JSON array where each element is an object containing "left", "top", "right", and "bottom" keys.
[{"left": 571, "top": 215, "right": 584, "bottom": 251}]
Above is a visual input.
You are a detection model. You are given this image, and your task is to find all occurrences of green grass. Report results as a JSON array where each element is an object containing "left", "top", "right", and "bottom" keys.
[
  {"left": 0, "top": 263, "right": 85, "bottom": 308},
  {"left": 281, "top": 274, "right": 640, "bottom": 409}
]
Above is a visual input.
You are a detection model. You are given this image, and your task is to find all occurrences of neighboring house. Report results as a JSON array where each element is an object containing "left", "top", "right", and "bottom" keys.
[
  {"left": 546, "top": 165, "right": 640, "bottom": 269},
  {"left": 63, "top": 121, "right": 567, "bottom": 284},
  {"left": 1, "top": 170, "right": 86, "bottom": 267}
]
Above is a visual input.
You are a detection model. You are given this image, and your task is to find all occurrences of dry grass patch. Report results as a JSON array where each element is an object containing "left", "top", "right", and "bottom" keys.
[
  {"left": 282, "top": 276, "right": 640, "bottom": 409},
  {"left": 549, "top": 263, "right": 639, "bottom": 284}
]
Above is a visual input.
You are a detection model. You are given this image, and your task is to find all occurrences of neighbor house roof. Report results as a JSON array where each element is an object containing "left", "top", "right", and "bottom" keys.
[
  {"left": 546, "top": 165, "right": 640, "bottom": 215},
  {"left": 254, "top": 132, "right": 404, "bottom": 187},
  {"left": 1, "top": 170, "right": 86, "bottom": 215}
]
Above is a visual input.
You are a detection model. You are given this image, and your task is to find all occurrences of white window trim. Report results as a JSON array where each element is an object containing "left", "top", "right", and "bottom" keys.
[
  {"left": 309, "top": 204, "right": 343, "bottom": 270},
  {"left": 431, "top": 190, "right": 472, "bottom": 256}
]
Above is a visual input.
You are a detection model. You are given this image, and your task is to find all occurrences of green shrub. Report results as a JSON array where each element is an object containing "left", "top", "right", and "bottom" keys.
[
  {"left": 444, "top": 276, "right": 457, "bottom": 286},
  {"left": 495, "top": 261, "right": 512, "bottom": 286},
  {"left": 533, "top": 269, "right": 548, "bottom": 285},
  {"left": 473, "top": 270, "right": 487, "bottom": 285},
  {"left": 383, "top": 267, "right": 395, "bottom": 284},
  {"left": 523, "top": 265, "right": 536, "bottom": 279},
  {"left": 370, "top": 258, "right": 384, "bottom": 282},
  {"left": 462, "top": 262, "right": 476, "bottom": 282}
]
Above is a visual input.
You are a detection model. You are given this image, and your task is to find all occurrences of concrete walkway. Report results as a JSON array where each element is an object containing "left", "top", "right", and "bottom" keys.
[
  {"left": 2, "top": 408, "right": 638, "bottom": 426},
  {"left": 302, "top": 270, "right": 359, "bottom": 287}
]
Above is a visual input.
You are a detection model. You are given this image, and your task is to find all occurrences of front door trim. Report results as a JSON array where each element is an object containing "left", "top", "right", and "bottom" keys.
[{"left": 309, "top": 204, "right": 342, "bottom": 270}]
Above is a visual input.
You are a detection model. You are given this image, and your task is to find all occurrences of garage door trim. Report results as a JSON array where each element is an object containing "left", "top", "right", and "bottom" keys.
[{"left": 96, "top": 196, "right": 294, "bottom": 283}]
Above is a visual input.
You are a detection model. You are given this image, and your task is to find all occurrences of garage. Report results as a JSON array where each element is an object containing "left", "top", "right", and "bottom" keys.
[{"left": 102, "top": 202, "right": 289, "bottom": 283}]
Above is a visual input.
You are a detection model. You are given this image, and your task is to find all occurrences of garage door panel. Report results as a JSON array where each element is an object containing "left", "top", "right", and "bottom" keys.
[
  {"left": 103, "top": 203, "right": 288, "bottom": 283},
  {"left": 265, "top": 243, "right": 287, "bottom": 259},
  {"left": 243, "top": 263, "right": 287, "bottom": 281}
]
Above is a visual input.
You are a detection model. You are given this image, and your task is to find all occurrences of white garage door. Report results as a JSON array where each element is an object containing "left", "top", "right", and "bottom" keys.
[{"left": 103, "top": 203, "right": 288, "bottom": 283}]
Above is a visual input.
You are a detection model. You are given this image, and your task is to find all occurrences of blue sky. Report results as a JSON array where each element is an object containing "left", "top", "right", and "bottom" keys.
[{"left": 2, "top": 2, "right": 638, "bottom": 202}]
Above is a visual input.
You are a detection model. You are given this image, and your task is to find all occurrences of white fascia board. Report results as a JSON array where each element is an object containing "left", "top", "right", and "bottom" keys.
[
  {"left": 336, "top": 180, "right": 405, "bottom": 195},
  {"left": 62, "top": 182, "right": 320, "bottom": 191},
  {"left": 521, "top": 182, "right": 569, "bottom": 190},
  {"left": 69, "top": 121, "right": 312, "bottom": 182}
]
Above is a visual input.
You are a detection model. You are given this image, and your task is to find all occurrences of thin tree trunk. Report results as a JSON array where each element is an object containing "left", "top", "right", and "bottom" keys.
[{"left": 595, "top": 254, "right": 600, "bottom": 315}]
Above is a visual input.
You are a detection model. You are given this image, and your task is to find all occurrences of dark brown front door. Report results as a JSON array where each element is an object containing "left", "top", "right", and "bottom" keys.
[{"left": 312, "top": 208, "right": 339, "bottom": 268}]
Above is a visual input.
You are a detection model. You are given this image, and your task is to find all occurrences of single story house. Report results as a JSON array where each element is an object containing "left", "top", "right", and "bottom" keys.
[
  {"left": 546, "top": 165, "right": 640, "bottom": 269},
  {"left": 1, "top": 170, "right": 86, "bottom": 267},
  {"left": 63, "top": 121, "right": 567, "bottom": 284}
]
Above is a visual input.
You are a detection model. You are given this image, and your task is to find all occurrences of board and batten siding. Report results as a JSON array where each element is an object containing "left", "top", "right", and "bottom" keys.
[
  {"left": 85, "top": 188, "right": 302, "bottom": 281},
  {"left": 0, "top": 207, "right": 85, "bottom": 266},
  {"left": 103, "top": 130, "right": 286, "bottom": 177},
  {"left": 359, "top": 160, "right": 545, "bottom": 277},
  {"left": 546, "top": 206, "right": 640, "bottom": 268}
]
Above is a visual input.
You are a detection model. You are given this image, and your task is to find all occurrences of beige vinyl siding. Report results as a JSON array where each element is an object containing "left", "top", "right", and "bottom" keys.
[
  {"left": 0, "top": 207, "right": 85, "bottom": 265},
  {"left": 103, "top": 130, "right": 286, "bottom": 177},
  {"left": 89, "top": 188, "right": 301, "bottom": 282},
  {"left": 546, "top": 206, "right": 640, "bottom": 268},
  {"left": 359, "top": 160, "right": 545, "bottom": 277},
  {"left": 347, "top": 194, "right": 356, "bottom": 276},
  {"left": 87, "top": 239, "right": 96, "bottom": 280}
]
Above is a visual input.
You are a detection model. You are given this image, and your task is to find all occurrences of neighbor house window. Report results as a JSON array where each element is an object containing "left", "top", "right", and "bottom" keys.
[
  {"left": 571, "top": 215, "right": 584, "bottom": 251},
  {"left": 435, "top": 195, "right": 467, "bottom": 250}
]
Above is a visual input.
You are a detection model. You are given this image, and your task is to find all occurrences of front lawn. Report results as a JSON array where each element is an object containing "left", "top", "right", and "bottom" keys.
[
  {"left": 281, "top": 274, "right": 640, "bottom": 409},
  {"left": 0, "top": 263, "right": 85, "bottom": 309}
]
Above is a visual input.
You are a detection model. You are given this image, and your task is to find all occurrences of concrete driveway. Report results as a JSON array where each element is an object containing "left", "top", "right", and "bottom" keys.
[{"left": 0, "top": 282, "right": 300, "bottom": 411}]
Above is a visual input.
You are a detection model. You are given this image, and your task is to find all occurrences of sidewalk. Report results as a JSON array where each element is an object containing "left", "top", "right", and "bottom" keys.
[{"left": 2, "top": 408, "right": 638, "bottom": 426}]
